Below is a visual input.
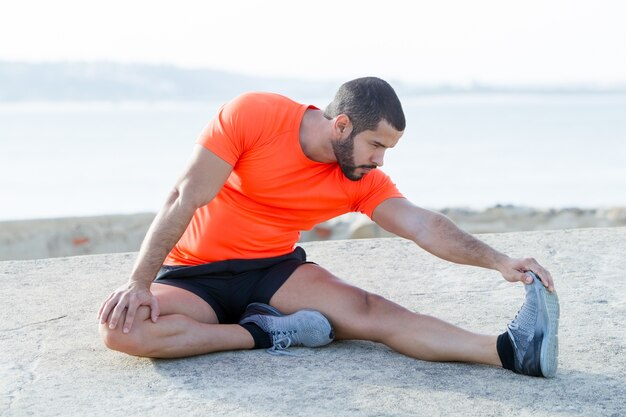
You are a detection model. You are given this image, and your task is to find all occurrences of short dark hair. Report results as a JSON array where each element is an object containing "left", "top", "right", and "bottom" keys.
[{"left": 324, "top": 77, "right": 406, "bottom": 135}]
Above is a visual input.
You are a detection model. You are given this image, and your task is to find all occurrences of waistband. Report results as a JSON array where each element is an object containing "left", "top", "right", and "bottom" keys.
[{"left": 157, "top": 246, "right": 307, "bottom": 280}]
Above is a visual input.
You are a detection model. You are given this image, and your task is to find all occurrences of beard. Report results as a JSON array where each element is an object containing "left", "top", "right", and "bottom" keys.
[{"left": 331, "top": 132, "right": 377, "bottom": 181}]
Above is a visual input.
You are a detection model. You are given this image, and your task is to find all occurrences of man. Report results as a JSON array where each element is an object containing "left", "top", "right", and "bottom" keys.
[{"left": 98, "top": 77, "right": 559, "bottom": 377}]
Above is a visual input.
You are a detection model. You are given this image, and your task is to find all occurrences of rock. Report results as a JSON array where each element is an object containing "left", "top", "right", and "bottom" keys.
[
  {"left": 3, "top": 207, "right": 626, "bottom": 260},
  {"left": 2, "top": 228, "right": 625, "bottom": 416}
]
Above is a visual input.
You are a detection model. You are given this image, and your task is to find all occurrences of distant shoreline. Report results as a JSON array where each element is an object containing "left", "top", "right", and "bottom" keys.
[
  {"left": 1, "top": 206, "right": 625, "bottom": 261},
  {"left": 2, "top": 60, "right": 626, "bottom": 102}
]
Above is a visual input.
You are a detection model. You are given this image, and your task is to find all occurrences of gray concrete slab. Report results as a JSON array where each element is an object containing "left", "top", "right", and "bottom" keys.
[{"left": 1, "top": 227, "right": 625, "bottom": 416}]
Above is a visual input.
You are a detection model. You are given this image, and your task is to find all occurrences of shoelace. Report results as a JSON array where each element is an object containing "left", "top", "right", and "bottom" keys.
[
  {"left": 266, "top": 331, "right": 298, "bottom": 356},
  {"left": 508, "top": 305, "right": 523, "bottom": 330},
  {"left": 508, "top": 299, "right": 536, "bottom": 353}
]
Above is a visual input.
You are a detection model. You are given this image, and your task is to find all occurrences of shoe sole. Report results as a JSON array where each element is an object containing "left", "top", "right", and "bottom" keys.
[
  {"left": 241, "top": 302, "right": 284, "bottom": 320},
  {"left": 528, "top": 272, "right": 560, "bottom": 378}
]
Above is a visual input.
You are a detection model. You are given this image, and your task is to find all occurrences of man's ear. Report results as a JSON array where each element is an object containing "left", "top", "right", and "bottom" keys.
[{"left": 334, "top": 114, "right": 353, "bottom": 139}]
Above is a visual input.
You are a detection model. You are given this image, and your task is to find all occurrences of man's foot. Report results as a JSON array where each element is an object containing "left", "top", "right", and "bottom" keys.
[
  {"left": 239, "top": 303, "right": 335, "bottom": 354},
  {"left": 507, "top": 271, "right": 560, "bottom": 377}
]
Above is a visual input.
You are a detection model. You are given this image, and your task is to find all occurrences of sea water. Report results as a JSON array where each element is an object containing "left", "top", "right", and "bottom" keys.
[{"left": 1, "top": 94, "right": 625, "bottom": 221}]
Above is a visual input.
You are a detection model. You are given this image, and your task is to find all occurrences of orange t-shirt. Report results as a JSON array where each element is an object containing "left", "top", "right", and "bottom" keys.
[{"left": 165, "top": 92, "right": 404, "bottom": 265}]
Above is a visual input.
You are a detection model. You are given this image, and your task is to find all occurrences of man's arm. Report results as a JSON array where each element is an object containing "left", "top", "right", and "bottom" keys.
[
  {"left": 372, "top": 198, "right": 555, "bottom": 291},
  {"left": 98, "top": 145, "right": 233, "bottom": 333}
]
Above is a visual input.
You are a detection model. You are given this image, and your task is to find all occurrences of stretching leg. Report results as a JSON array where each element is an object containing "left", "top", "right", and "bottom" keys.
[{"left": 270, "top": 264, "right": 501, "bottom": 366}]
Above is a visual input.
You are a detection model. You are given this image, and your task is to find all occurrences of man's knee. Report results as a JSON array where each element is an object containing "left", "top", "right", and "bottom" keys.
[
  {"left": 350, "top": 291, "right": 377, "bottom": 326},
  {"left": 346, "top": 291, "right": 403, "bottom": 336},
  {"left": 360, "top": 291, "right": 403, "bottom": 317},
  {"left": 99, "top": 306, "right": 152, "bottom": 357}
]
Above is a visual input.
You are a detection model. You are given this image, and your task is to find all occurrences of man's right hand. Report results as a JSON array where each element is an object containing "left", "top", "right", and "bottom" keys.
[
  {"left": 96, "top": 146, "right": 231, "bottom": 334},
  {"left": 98, "top": 281, "right": 160, "bottom": 334}
]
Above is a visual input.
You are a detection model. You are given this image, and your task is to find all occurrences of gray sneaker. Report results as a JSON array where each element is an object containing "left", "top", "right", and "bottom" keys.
[
  {"left": 507, "top": 271, "right": 560, "bottom": 377},
  {"left": 239, "top": 303, "right": 335, "bottom": 355}
]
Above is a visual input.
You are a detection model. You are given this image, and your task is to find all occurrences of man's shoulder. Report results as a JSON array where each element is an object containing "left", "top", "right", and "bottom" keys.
[
  {"left": 223, "top": 92, "right": 304, "bottom": 129},
  {"left": 230, "top": 91, "right": 300, "bottom": 109}
]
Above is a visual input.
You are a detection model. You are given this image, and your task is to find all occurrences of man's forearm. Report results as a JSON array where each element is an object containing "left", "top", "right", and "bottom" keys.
[
  {"left": 128, "top": 190, "right": 197, "bottom": 287},
  {"left": 415, "top": 212, "right": 509, "bottom": 272}
]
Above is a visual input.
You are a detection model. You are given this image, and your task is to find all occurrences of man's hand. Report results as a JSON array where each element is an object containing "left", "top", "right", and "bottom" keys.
[
  {"left": 498, "top": 256, "right": 555, "bottom": 292},
  {"left": 97, "top": 282, "right": 160, "bottom": 334}
]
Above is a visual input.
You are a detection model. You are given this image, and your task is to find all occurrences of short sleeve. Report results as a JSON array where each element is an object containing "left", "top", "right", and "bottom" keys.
[
  {"left": 196, "top": 93, "right": 263, "bottom": 166},
  {"left": 350, "top": 170, "right": 405, "bottom": 218}
]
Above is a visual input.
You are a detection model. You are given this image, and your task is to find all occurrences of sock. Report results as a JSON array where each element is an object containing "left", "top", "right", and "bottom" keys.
[
  {"left": 497, "top": 331, "right": 517, "bottom": 372},
  {"left": 241, "top": 323, "right": 271, "bottom": 349}
]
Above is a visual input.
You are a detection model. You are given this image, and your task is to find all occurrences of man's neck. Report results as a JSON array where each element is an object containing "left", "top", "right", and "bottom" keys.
[{"left": 299, "top": 109, "right": 336, "bottom": 163}]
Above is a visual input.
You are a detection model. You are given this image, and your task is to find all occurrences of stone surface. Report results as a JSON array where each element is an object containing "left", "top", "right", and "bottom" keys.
[{"left": 1, "top": 227, "right": 625, "bottom": 416}]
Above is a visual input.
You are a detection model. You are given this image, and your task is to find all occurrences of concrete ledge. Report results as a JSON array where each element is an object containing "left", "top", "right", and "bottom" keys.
[{"left": 2, "top": 228, "right": 625, "bottom": 416}]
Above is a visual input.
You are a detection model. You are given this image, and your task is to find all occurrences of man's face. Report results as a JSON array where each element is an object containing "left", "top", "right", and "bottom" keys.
[{"left": 332, "top": 120, "right": 403, "bottom": 181}]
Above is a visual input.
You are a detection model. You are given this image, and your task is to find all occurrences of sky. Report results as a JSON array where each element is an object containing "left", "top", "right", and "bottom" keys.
[{"left": 1, "top": 0, "right": 625, "bottom": 86}]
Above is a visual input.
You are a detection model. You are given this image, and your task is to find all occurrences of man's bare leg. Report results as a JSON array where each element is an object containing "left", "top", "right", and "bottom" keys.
[
  {"left": 270, "top": 264, "right": 501, "bottom": 366},
  {"left": 101, "top": 266, "right": 501, "bottom": 365},
  {"left": 99, "top": 283, "right": 254, "bottom": 358}
]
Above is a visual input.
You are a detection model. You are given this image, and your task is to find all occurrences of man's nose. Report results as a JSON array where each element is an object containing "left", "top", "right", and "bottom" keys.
[{"left": 371, "top": 150, "right": 385, "bottom": 167}]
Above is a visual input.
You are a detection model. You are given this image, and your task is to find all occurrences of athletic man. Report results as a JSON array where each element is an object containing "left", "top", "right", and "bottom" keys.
[{"left": 98, "top": 77, "right": 559, "bottom": 377}]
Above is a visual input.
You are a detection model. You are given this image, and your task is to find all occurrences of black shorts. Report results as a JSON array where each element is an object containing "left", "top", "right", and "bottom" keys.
[{"left": 154, "top": 246, "right": 310, "bottom": 324}]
